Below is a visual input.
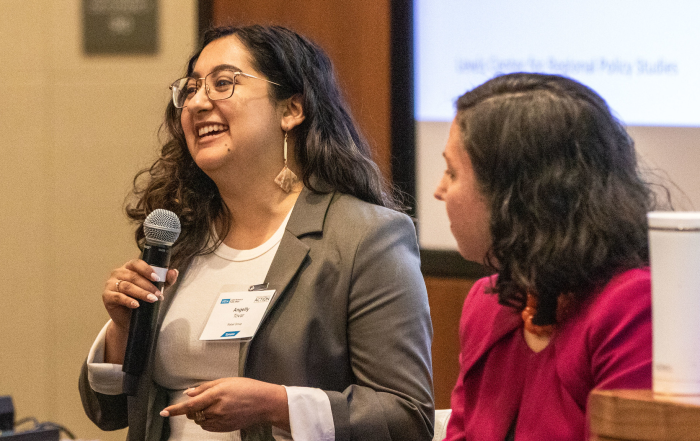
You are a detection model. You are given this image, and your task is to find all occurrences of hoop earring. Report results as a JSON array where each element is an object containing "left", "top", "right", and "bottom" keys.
[{"left": 274, "top": 132, "right": 300, "bottom": 193}]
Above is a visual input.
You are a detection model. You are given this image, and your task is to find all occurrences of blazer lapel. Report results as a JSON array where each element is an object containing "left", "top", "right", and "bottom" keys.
[
  {"left": 238, "top": 188, "right": 334, "bottom": 374},
  {"left": 460, "top": 288, "right": 523, "bottom": 374}
]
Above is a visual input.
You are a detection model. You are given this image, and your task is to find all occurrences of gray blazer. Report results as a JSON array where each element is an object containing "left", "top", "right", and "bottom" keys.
[{"left": 80, "top": 189, "right": 435, "bottom": 441}]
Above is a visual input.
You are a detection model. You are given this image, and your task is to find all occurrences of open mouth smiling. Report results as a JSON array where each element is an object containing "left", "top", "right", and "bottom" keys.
[{"left": 197, "top": 123, "right": 229, "bottom": 139}]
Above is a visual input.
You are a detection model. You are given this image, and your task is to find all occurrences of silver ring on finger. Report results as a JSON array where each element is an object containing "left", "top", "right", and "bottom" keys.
[
  {"left": 194, "top": 410, "right": 206, "bottom": 424},
  {"left": 115, "top": 279, "right": 122, "bottom": 292}
]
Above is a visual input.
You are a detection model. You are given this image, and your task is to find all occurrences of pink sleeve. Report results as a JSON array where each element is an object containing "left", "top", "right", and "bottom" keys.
[
  {"left": 588, "top": 269, "right": 652, "bottom": 390},
  {"left": 444, "top": 278, "right": 490, "bottom": 441},
  {"left": 444, "top": 352, "right": 466, "bottom": 441}
]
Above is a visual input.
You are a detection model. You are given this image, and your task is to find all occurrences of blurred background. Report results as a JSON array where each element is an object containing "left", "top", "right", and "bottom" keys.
[
  {"left": 7, "top": 1, "right": 695, "bottom": 440},
  {"left": 0, "top": 1, "right": 413, "bottom": 440},
  {"left": 0, "top": 1, "right": 197, "bottom": 440}
]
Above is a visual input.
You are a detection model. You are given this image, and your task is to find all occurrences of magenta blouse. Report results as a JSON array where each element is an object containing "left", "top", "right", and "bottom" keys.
[{"left": 445, "top": 268, "right": 652, "bottom": 441}]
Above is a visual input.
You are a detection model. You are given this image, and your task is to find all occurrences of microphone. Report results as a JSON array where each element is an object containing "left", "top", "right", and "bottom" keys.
[{"left": 122, "top": 209, "right": 181, "bottom": 396}]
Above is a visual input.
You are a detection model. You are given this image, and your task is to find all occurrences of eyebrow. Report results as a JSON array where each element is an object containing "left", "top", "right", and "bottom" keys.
[
  {"left": 191, "top": 64, "right": 242, "bottom": 78},
  {"left": 442, "top": 151, "right": 457, "bottom": 169}
]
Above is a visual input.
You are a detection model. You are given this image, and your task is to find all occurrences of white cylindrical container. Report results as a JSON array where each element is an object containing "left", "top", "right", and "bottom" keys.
[{"left": 648, "top": 211, "right": 700, "bottom": 397}]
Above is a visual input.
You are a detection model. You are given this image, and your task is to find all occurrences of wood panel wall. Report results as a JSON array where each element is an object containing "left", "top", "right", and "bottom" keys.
[
  {"left": 208, "top": 0, "right": 467, "bottom": 410},
  {"left": 210, "top": 0, "right": 392, "bottom": 178},
  {"left": 426, "top": 277, "right": 476, "bottom": 408}
]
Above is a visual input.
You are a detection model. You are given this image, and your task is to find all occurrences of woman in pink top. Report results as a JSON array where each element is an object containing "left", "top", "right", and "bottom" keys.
[{"left": 434, "top": 73, "right": 668, "bottom": 440}]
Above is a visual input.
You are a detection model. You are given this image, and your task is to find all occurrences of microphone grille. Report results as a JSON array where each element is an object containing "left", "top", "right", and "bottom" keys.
[{"left": 143, "top": 209, "right": 181, "bottom": 246}]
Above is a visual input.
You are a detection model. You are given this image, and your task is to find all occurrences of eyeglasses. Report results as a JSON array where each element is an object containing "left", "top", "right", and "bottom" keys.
[{"left": 169, "top": 69, "right": 281, "bottom": 109}]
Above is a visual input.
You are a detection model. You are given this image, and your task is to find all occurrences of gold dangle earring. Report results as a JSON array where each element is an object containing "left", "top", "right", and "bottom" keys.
[{"left": 274, "top": 131, "right": 300, "bottom": 193}]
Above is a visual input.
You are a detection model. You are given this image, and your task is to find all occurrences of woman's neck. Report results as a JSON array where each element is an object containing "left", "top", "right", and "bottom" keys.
[
  {"left": 523, "top": 328, "right": 552, "bottom": 353},
  {"left": 216, "top": 178, "right": 302, "bottom": 250}
]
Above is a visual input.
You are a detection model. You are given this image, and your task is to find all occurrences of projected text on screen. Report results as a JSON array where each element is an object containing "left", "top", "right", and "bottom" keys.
[{"left": 415, "top": 0, "right": 700, "bottom": 127}]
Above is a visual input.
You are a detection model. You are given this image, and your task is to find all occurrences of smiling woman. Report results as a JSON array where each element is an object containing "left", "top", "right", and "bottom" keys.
[
  {"left": 78, "top": 25, "right": 434, "bottom": 441},
  {"left": 177, "top": 36, "right": 296, "bottom": 190}
]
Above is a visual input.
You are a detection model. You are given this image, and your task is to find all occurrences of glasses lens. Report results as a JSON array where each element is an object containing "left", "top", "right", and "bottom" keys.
[
  {"left": 206, "top": 70, "right": 236, "bottom": 101},
  {"left": 171, "top": 77, "right": 197, "bottom": 108}
]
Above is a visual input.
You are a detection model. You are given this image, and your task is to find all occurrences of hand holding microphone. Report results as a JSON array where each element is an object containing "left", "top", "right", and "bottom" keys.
[{"left": 100, "top": 209, "right": 181, "bottom": 395}]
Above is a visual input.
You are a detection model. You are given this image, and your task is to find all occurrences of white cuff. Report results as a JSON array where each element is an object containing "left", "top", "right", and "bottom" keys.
[
  {"left": 272, "top": 386, "right": 335, "bottom": 441},
  {"left": 86, "top": 320, "right": 125, "bottom": 395}
]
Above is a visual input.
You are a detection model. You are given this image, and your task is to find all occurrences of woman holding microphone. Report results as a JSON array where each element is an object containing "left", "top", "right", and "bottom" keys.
[{"left": 80, "top": 25, "right": 433, "bottom": 441}]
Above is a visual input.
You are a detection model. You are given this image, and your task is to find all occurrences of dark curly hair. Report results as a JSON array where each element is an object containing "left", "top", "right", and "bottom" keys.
[
  {"left": 456, "top": 73, "right": 666, "bottom": 325},
  {"left": 125, "top": 25, "right": 397, "bottom": 270}
]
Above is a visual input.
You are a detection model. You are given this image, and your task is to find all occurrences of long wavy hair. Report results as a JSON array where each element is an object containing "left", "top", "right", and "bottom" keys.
[
  {"left": 456, "top": 73, "right": 665, "bottom": 325},
  {"left": 126, "top": 25, "right": 397, "bottom": 270}
]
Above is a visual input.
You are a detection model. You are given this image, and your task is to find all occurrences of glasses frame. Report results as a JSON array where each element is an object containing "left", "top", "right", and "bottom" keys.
[{"left": 169, "top": 69, "right": 281, "bottom": 109}]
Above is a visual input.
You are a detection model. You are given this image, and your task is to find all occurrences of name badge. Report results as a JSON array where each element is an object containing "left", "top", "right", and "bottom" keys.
[{"left": 199, "top": 289, "right": 275, "bottom": 341}]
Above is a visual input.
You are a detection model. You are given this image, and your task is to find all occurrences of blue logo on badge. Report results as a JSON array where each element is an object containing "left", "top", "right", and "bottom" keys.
[
  {"left": 221, "top": 299, "right": 230, "bottom": 304},
  {"left": 221, "top": 331, "right": 239, "bottom": 338}
]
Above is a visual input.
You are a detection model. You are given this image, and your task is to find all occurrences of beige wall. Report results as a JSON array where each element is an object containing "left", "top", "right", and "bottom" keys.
[{"left": 0, "top": 1, "right": 196, "bottom": 439}]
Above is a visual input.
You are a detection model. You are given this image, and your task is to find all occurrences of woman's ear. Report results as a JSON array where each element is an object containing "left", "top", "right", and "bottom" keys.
[{"left": 281, "top": 94, "right": 306, "bottom": 131}]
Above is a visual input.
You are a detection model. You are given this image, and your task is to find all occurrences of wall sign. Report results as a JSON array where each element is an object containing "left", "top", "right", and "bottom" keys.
[{"left": 83, "top": 0, "right": 158, "bottom": 54}]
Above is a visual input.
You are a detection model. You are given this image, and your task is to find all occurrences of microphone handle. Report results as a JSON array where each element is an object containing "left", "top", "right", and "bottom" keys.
[{"left": 122, "top": 242, "right": 171, "bottom": 396}]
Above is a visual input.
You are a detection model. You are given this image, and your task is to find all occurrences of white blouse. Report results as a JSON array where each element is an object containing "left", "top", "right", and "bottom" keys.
[{"left": 87, "top": 208, "right": 334, "bottom": 440}]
